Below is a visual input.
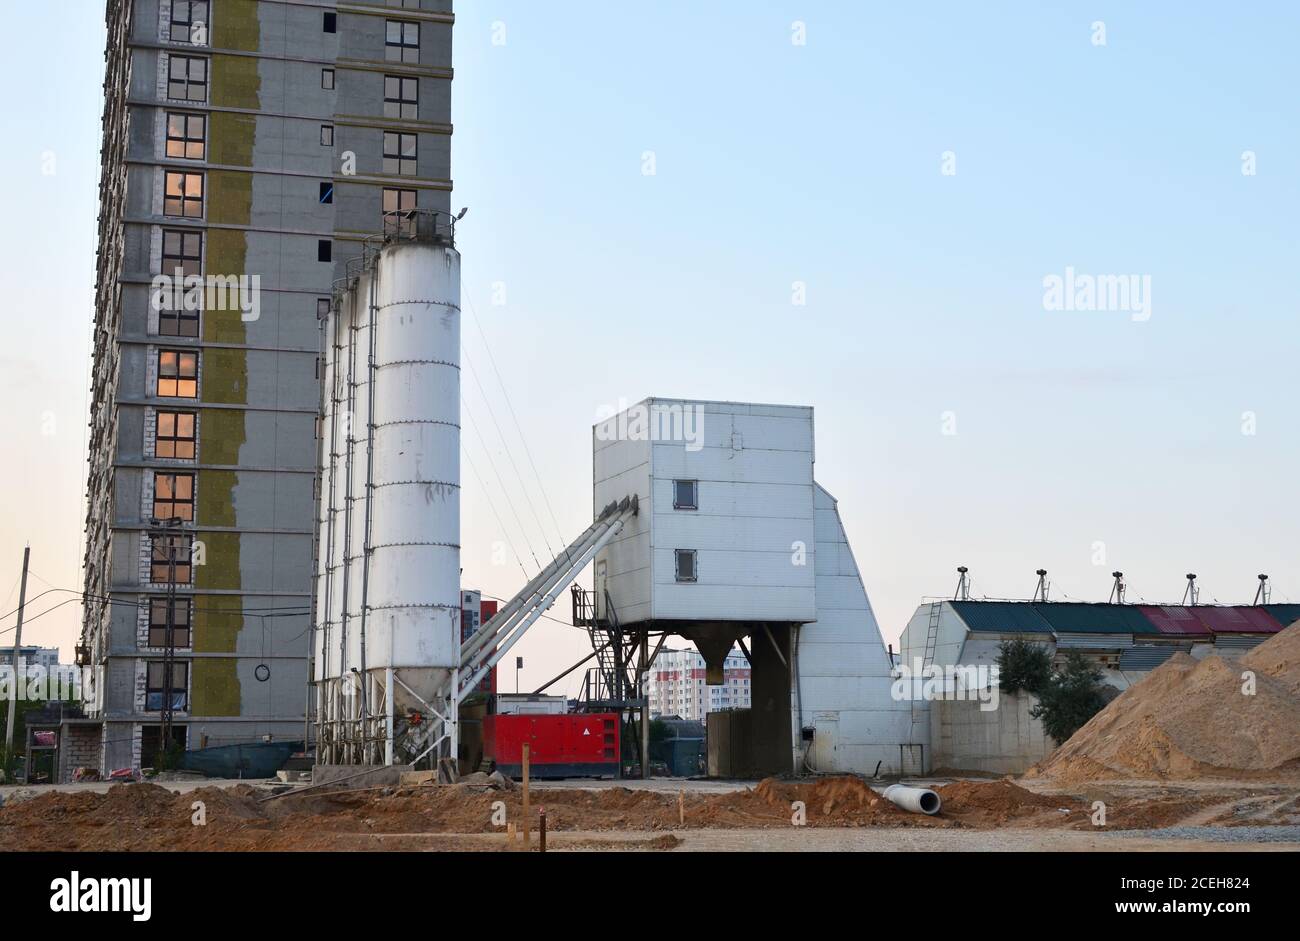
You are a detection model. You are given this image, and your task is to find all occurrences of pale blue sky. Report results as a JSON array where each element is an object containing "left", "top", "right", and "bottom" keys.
[{"left": 2, "top": 2, "right": 1296, "bottom": 696}]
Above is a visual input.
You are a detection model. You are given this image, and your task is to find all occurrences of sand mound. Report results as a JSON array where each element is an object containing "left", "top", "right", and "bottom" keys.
[{"left": 1034, "top": 624, "right": 1300, "bottom": 782}]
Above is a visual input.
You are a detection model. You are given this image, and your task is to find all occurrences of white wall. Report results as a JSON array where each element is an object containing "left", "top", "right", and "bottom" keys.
[
  {"left": 593, "top": 398, "right": 816, "bottom": 625},
  {"left": 794, "top": 484, "right": 916, "bottom": 775}
]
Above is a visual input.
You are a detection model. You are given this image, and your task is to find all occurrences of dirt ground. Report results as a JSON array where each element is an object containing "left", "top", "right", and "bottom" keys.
[{"left": 1, "top": 773, "right": 1295, "bottom": 852}]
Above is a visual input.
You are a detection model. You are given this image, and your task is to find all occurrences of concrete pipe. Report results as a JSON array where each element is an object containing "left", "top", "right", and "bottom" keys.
[{"left": 877, "top": 784, "right": 942, "bottom": 816}]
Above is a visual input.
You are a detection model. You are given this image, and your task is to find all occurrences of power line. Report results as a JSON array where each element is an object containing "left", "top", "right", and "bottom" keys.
[
  {"left": 463, "top": 291, "right": 570, "bottom": 554},
  {"left": 461, "top": 445, "right": 530, "bottom": 580},
  {"left": 462, "top": 347, "right": 558, "bottom": 562},
  {"left": 462, "top": 403, "right": 542, "bottom": 570}
]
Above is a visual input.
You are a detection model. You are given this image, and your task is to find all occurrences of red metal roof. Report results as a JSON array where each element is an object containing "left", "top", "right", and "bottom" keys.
[
  {"left": 1187, "top": 605, "right": 1282, "bottom": 635},
  {"left": 1137, "top": 605, "right": 1212, "bottom": 635},
  {"left": 1137, "top": 604, "right": 1281, "bottom": 635}
]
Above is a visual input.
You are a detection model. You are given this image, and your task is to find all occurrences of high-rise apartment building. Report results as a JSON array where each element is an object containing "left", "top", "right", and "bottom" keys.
[
  {"left": 648, "top": 648, "right": 752, "bottom": 722},
  {"left": 80, "top": 0, "right": 454, "bottom": 772}
]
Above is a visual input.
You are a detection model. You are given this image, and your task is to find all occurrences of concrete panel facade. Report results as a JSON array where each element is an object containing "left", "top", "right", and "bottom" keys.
[{"left": 81, "top": 0, "right": 454, "bottom": 770}]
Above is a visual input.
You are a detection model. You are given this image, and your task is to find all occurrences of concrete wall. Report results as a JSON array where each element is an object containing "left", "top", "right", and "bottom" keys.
[{"left": 929, "top": 692, "right": 1055, "bottom": 775}]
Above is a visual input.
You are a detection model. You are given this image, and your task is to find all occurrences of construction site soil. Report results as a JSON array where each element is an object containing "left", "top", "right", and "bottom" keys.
[
  {"left": 3, "top": 773, "right": 1288, "bottom": 852},
  {"left": 1031, "top": 624, "right": 1300, "bottom": 783}
]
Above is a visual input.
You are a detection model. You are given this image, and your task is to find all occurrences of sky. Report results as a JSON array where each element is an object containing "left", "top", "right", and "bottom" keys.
[{"left": 1, "top": 2, "right": 1297, "bottom": 700}]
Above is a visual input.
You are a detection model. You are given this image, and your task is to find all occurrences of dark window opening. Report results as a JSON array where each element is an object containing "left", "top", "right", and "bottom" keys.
[
  {"left": 151, "top": 535, "right": 194, "bottom": 584},
  {"left": 675, "top": 549, "right": 698, "bottom": 583},
  {"left": 319, "top": 181, "right": 334, "bottom": 204},
  {"left": 145, "top": 662, "right": 189, "bottom": 712},
  {"left": 324, "top": 12, "right": 337, "bottom": 32},
  {"left": 148, "top": 597, "right": 192, "bottom": 648},
  {"left": 673, "top": 479, "right": 698, "bottom": 510},
  {"left": 318, "top": 240, "right": 332, "bottom": 262}
]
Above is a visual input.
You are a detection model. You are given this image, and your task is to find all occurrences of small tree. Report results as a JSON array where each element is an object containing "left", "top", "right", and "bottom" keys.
[
  {"left": 995, "top": 637, "right": 1052, "bottom": 695},
  {"left": 1030, "top": 652, "right": 1109, "bottom": 744}
]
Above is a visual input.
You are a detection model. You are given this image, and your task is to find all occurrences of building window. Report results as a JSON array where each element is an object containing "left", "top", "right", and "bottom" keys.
[
  {"left": 169, "top": 1, "right": 208, "bottom": 44},
  {"left": 675, "top": 549, "right": 698, "bottom": 583},
  {"left": 162, "top": 230, "right": 202, "bottom": 278},
  {"left": 158, "top": 302, "right": 199, "bottom": 339},
  {"left": 384, "top": 75, "right": 418, "bottom": 119},
  {"left": 320, "top": 124, "right": 334, "bottom": 147},
  {"left": 383, "top": 132, "right": 417, "bottom": 175},
  {"left": 167, "top": 56, "right": 208, "bottom": 102},
  {"left": 387, "top": 0, "right": 421, "bottom": 7},
  {"left": 164, "top": 171, "right": 204, "bottom": 218},
  {"left": 150, "top": 535, "right": 193, "bottom": 584},
  {"left": 148, "top": 597, "right": 192, "bottom": 648},
  {"left": 673, "top": 479, "right": 698, "bottom": 510},
  {"left": 166, "top": 113, "right": 206, "bottom": 160},
  {"left": 318, "top": 240, "right": 332, "bottom": 262},
  {"left": 153, "top": 472, "right": 195, "bottom": 522},
  {"left": 319, "top": 181, "right": 334, "bottom": 204},
  {"left": 155, "top": 411, "right": 196, "bottom": 459},
  {"left": 146, "top": 661, "right": 189, "bottom": 711},
  {"left": 382, "top": 187, "right": 417, "bottom": 235},
  {"left": 324, "top": 11, "right": 338, "bottom": 33},
  {"left": 386, "top": 21, "right": 420, "bottom": 63},
  {"left": 322, "top": 68, "right": 335, "bottom": 90},
  {"left": 157, "top": 350, "right": 199, "bottom": 398}
]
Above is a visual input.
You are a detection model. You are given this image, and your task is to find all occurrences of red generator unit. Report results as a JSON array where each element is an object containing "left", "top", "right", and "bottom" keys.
[{"left": 483, "top": 713, "right": 619, "bottom": 779}]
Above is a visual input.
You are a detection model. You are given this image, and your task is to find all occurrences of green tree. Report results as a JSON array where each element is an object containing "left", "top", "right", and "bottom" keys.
[
  {"left": 1030, "top": 652, "right": 1109, "bottom": 744},
  {"left": 995, "top": 637, "right": 1052, "bottom": 695}
]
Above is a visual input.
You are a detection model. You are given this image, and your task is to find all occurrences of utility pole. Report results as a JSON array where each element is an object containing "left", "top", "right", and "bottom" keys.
[
  {"left": 4, "top": 546, "right": 31, "bottom": 759},
  {"left": 150, "top": 518, "right": 183, "bottom": 760}
]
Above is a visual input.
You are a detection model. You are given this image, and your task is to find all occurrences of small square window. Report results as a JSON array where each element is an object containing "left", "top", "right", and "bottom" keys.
[
  {"left": 318, "top": 240, "right": 332, "bottom": 262},
  {"left": 673, "top": 479, "right": 698, "bottom": 510},
  {"left": 675, "top": 549, "right": 698, "bottom": 583},
  {"left": 322, "top": 68, "right": 335, "bottom": 90},
  {"left": 319, "top": 181, "right": 334, "bottom": 204},
  {"left": 323, "top": 12, "right": 337, "bottom": 32},
  {"left": 320, "top": 125, "right": 334, "bottom": 146}
]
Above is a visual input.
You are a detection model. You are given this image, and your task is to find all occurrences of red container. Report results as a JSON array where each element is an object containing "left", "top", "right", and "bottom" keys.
[{"left": 483, "top": 713, "right": 619, "bottom": 779}]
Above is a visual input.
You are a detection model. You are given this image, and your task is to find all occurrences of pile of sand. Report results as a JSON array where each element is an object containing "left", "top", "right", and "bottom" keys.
[{"left": 1033, "top": 624, "right": 1300, "bottom": 783}]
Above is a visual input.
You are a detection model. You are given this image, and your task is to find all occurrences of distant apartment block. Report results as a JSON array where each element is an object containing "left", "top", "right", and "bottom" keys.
[
  {"left": 648, "top": 647, "right": 752, "bottom": 721},
  {"left": 80, "top": 0, "right": 454, "bottom": 773}
]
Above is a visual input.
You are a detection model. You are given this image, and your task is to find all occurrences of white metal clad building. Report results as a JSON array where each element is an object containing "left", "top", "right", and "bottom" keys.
[{"left": 592, "top": 398, "right": 816, "bottom": 625}]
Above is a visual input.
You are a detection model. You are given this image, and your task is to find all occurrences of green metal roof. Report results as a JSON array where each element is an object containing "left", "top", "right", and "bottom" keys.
[
  {"left": 1264, "top": 604, "right": 1300, "bottom": 628},
  {"left": 1030, "top": 602, "right": 1162, "bottom": 635},
  {"left": 950, "top": 601, "right": 1053, "bottom": 634}
]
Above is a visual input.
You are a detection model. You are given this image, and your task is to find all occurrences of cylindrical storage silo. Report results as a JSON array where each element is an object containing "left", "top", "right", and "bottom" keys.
[{"left": 367, "top": 242, "right": 461, "bottom": 714}]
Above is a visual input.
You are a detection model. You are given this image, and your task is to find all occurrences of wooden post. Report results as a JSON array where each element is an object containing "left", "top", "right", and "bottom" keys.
[
  {"left": 679, "top": 788, "right": 685, "bottom": 826},
  {"left": 521, "top": 743, "right": 531, "bottom": 847},
  {"left": 538, "top": 807, "right": 547, "bottom": 853},
  {"left": 507, "top": 822, "right": 517, "bottom": 849}
]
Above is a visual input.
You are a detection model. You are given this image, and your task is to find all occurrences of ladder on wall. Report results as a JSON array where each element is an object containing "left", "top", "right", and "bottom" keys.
[{"left": 910, "top": 601, "right": 944, "bottom": 732}]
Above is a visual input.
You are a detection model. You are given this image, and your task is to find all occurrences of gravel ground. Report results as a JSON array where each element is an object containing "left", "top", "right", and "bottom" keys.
[{"left": 1116, "top": 825, "right": 1300, "bottom": 844}]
